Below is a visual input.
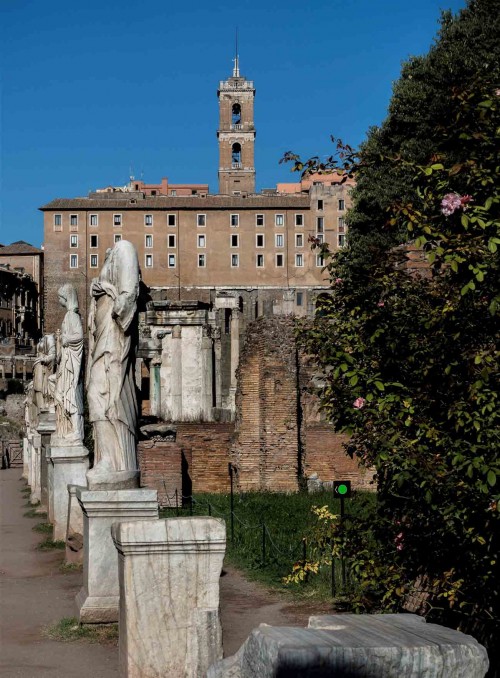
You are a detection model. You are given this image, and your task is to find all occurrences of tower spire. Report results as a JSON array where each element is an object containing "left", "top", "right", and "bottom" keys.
[{"left": 232, "top": 27, "right": 240, "bottom": 77}]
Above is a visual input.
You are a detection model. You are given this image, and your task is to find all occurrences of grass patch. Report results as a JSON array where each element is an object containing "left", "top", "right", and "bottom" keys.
[
  {"left": 45, "top": 617, "right": 118, "bottom": 645},
  {"left": 32, "top": 522, "right": 53, "bottom": 534},
  {"left": 23, "top": 507, "right": 47, "bottom": 519},
  {"left": 21, "top": 487, "right": 31, "bottom": 495},
  {"left": 37, "top": 537, "right": 65, "bottom": 551},
  {"left": 159, "top": 490, "right": 376, "bottom": 602},
  {"left": 59, "top": 562, "right": 82, "bottom": 573}
]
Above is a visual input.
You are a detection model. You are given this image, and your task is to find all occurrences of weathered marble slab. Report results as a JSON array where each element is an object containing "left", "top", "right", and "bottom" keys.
[
  {"left": 50, "top": 444, "right": 89, "bottom": 541},
  {"left": 208, "top": 613, "right": 488, "bottom": 678},
  {"left": 65, "top": 484, "right": 84, "bottom": 564},
  {"left": 112, "top": 517, "right": 226, "bottom": 678},
  {"left": 30, "top": 433, "right": 42, "bottom": 504},
  {"left": 75, "top": 488, "right": 158, "bottom": 623}
]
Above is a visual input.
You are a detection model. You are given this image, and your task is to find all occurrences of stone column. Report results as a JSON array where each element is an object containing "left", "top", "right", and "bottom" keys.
[
  {"left": 75, "top": 488, "right": 158, "bottom": 623},
  {"left": 201, "top": 327, "right": 213, "bottom": 420},
  {"left": 50, "top": 445, "right": 89, "bottom": 541},
  {"left": 27, "top": 434, "right": 34, "bottom": 486},
  {"left": 22, "top": 437, "right": 30, "bottom": 480},
  {"left": 22, "top": 359, "right": 27, "bottom": 381},
  {"left": 112, "top": 517, "right": 226, "bottom": 678},
  {"left": 37, "top": 412, "right": 56, "bottom": 513},
  {"left": 149, "top": 358, "right": 162, "bottom": 418},
  {"left": 171, "top": 325, "right": 182, "bottom": 420},
  {"left": 213, "top": 327, "right": 222, "bottom": 410},
  {"left": 30, "top": 433, "right": 42, "bottom": 505},
  {"left": 229, "top": 310, "right": 240, "bottom": 411}
]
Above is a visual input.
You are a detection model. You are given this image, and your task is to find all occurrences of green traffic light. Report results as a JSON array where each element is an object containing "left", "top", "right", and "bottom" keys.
[{"left": 338, "top": 484, "right": 348, "bottom": 495}]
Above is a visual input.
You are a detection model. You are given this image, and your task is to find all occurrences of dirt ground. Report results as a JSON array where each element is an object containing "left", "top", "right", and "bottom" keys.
[{"left": 0, "top": 468, "right": 334, "bottom": 676}]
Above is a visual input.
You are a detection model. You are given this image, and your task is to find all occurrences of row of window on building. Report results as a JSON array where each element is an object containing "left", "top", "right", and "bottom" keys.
[
  {"left": 54, "top": 212, "right": 346, "bottom": 230},
  {"left": 68, "top": 251, "right": 328, "bottom": 270},
  {"left": 67, "top": 231, "right": 345, "bottom": 251}
]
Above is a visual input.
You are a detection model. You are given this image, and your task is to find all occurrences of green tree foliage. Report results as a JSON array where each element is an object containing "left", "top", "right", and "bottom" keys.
[{"left": 285, "top": 0, "right": 500, "bottom": 628}]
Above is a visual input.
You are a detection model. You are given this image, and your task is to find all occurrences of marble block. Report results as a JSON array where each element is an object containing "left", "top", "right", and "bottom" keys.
[
  {"left": 22, "top": 437, "right": 30, "bottom": 479},
  {"left": 208, "top": 614, "right": 489, "bottom": 678},
  {"left": 65, "top": 484, "right": 85, "bottom": 564},
  {"left": 24, "top": 433, "right": 33, "bottom": 487},
  {"left": 38, "top": 414, "right": 56, "bottom": 512},
  {"left": 112, "top": 517, "right": 226, "bottom": 678},
  {"left": 50, "top": 445, "right": 89, "bottom": 541},
  {"left": 75, "top": 487, "right": 158, "bottom": 623},
  {"left": 47, "top": 445, "right": 54, "bottom": 522},
  {"left": 30, "top": 433, "right": 42, "bottom": 504}
]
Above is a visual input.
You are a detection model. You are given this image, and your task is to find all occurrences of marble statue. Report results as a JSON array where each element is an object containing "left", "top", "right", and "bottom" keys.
[
  {"left": 86, "top": 240, "right": 140, "bottom": 488},
  {"left": 51, "top": 284, "right": 84, "bottom": 444},
  {"left": 32, "top": 334, "right": 56, "bottom": 411}
]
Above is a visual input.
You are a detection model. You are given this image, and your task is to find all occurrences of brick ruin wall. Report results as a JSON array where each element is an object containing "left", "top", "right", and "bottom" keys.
[
  {"left": 138, "top": 423, "right": 234, "bottom": 506},
  {"left": 138, "top": 317, "right": 373, "bottom": 499}
]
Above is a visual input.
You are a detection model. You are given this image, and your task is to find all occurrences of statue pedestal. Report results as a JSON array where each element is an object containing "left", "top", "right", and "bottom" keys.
[
  {"left": 75, "top": 487, "right": 158, "bottom": 623},
  {"left": 50, "top": 444, "right": 89, "bottom": 541},
  {"left": 112, "top": 518, "right": 226, "bottom": 678},
  {"left": 22, "top": 437, "right": 30, "bottom": 480},
  {"left": 37, "top": 412, "right": 56, "bottom": 512},
  {"left": 30, "top": 433, "right": 42, "bottom": 505}
]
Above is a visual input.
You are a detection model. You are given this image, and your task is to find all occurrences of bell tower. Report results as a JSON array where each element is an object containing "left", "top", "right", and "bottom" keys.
[{"left": 217, "top": 50, "right": 256, "bottom": 195}]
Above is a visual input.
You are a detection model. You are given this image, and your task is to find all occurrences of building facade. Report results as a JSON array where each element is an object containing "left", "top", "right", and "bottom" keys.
[{"left": 0, "top": 241, "right": 43, "bottom": 341}]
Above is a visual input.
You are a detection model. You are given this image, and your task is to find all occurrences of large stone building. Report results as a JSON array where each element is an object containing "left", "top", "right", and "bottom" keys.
[{"left": 40, "top": 59, "right": 353, "bottom": 334}]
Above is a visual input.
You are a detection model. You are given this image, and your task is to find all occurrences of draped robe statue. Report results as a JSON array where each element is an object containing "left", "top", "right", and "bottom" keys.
[
  {"left": 86, "top": 240, "right": 140, "bottom": 488},
  {"left": 52, "top": 284, "right": 84, "bottom": 444},
  {"left": 32, "top": 334, "right": 56, "bottom": 411}
]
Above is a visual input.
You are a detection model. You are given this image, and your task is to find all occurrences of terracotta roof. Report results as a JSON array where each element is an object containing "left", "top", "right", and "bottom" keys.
[
  {"left": 40, "top": 195, "right": 311, "bottom": 211},
  {"left": 0, "top": 240, "right": 43, "bottom": 254}
]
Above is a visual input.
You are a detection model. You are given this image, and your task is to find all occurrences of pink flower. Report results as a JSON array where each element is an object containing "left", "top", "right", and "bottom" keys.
[
  {"left": 335, "top": 278, "right": 343, "bottom": 284},
  {"left": 441, "top": 193, "right": 473, "bottom": 216},
  {"left": 395, "top": 531, "right": 404, "bottom": 551},
  {"left": 441, "top": 193, "right": 462, "bottom": 216},
  {"left": 377, "top": 301, "right": 385, "bottom": 307},
  {"left": 353, "top": 397, "right": 366, "bottom": 409}
]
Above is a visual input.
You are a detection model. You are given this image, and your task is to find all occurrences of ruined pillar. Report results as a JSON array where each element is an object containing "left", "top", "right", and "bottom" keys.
[
  {"left": 201, "top": 327, "right": 213, "bottom": 420},
  {"left": 171, "top": 325, "right": 182, "bottom": 420},
  {"left": 213, "top": 327, "right": 222, "bottom": 410},
  {"left": 229, "top": 310, "right": 240, "bottom": 411},
  {"left": 149, "top": 358, "right": 162, "bottom": 418}
]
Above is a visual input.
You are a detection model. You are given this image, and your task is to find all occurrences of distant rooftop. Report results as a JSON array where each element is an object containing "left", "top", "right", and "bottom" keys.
[{"left": 0, "top": 240, "right": 43, "bottom": 255}]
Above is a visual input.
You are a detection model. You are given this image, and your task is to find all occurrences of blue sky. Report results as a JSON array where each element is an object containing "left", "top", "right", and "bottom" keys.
[{"left": 1, "top": 0, "right": 466, "bottom": 247}]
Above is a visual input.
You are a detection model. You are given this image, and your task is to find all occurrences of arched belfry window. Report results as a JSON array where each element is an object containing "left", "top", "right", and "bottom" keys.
[
  {"left": 232, "top": 142, "right": 242, "bottom": 165},
  {"left": 232, "top": 103, "right": 241, "bottom": 125}
]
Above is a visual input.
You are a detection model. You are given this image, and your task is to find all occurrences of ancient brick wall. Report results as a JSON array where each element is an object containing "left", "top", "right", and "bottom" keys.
[
  {"left": 231, "top": 317, "right": 371, "bottom": 492},
  {"left": 304, "top": 424, "right": 373, "bottom": 490},
  {"left": 138, "top": 422, "right": 234, "bottom": 504},
  {"left": 231, "top": 317, "right": 300, "bottom": 492}
]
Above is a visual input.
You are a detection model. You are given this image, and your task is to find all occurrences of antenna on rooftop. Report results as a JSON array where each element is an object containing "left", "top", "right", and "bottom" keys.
[{"left": 232, "top": 27, "right": 240, "bottom": 77}]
